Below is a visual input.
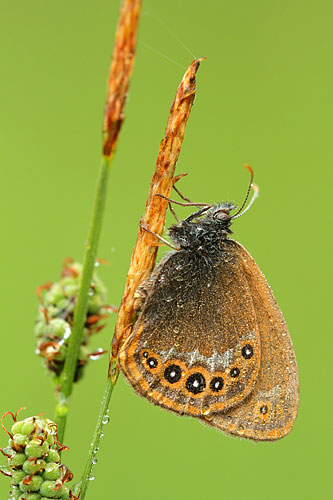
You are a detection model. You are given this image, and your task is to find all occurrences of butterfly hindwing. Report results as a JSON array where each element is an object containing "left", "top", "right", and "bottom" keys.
[
  {"left": 202, "top": 240, "right": 299, "bottom": 440},
  {"left": 119, "top": 247, "right": 261, "bottom": 418}
]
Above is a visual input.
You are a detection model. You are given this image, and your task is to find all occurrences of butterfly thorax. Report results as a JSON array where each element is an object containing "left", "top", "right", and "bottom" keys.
[{"left": 168, "top": 202, "right": 236, "bottom": 254}]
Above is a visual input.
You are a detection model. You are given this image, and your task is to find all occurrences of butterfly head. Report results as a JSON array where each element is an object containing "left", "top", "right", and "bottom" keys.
[{"left": 168, "top": 202, "right": 237, "bottom": 252}]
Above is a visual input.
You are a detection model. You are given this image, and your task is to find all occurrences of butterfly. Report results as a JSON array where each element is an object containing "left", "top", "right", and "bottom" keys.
[{"left": 118, "top": 170, "right": 299, "bottom": 441}]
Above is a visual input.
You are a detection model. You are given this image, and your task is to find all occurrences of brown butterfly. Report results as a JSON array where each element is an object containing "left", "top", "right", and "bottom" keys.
[{"left": 119, "top": 170, "right": 299, "bottom": 441}]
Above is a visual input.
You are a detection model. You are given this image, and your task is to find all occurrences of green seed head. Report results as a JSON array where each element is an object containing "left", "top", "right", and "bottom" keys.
[
  {"left": 2, "top": 413, "right": 75, "bottom": 500},
  {"left": 35, "top": 259, "right": 112, "bottom": 380}
]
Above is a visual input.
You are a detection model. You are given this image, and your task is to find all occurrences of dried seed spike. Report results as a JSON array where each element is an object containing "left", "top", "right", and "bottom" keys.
[
  {"left": 110, "top": 58, "right": 204, "bottom": 366},
  {"left": 103, "top": 0, "right": 142, "bottom": 157}
]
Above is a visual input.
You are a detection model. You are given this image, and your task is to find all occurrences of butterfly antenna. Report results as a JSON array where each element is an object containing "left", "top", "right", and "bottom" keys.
[
  {"left": 231, "top": 164, "right": 256, "bottom": 219},
  {"left": 232, "top": 183, "right": 259, "bottom": 219}
]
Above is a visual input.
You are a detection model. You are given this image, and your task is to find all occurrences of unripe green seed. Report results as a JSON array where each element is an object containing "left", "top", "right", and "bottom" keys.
[
  {"left": 40, "top": 480, "right": 64, "bottom": 498},
  {"left": 21, "top": 420, "right": 36, "bottom": 436},
  {"left": 48, "top": 319, "right": 70, "bottom": 338},
  {"left": 23, "top": 459, "right": 46, "bottom": 475},
  {"left": 46, "top": 434, "right": 55, "bottom": 446},
  {"left": 9, "top": 452, "right": 26, "bottom": 467},
  {"left": 11, "top": 422, "right": 24, "bottom": 435},
  {"left": 10, "top": 485, "right": 21, "bottom": 499},
  {"left": 25, "top": 443, "right": 44, "bottom": 459},
  {"left": 45, "top": 450, "right": 60, "bottom": 464},
  {"left": 18, "top": 493, "right": 41, "bottom": 500},
  {"left": 11, "top": 469, "right": 26, "bottom": 485},
  {"left": 42, "top": 463, "right": 61, "bottom": 481},
  {"left": 61, "top": 487, "right": 70, "bottom": 500},
  {"left": 12, "top": 434, "right": 29, "bottom": 447},
  {"left": 19, "top": 474, "right": 43, "bottom": 492}
]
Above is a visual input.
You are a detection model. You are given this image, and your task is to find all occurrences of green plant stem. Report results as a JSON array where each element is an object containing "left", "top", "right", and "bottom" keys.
[
  {"left": 78, "top": 377, "right": 116, "bottom": 499},
  {"left": 55, "top": 156, "right": 111, "bottom": 442}
]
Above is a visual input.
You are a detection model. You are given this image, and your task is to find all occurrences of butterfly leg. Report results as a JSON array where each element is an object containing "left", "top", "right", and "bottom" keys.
[{"left": 139, "top": 222, "right": 180, "bottom": 250}]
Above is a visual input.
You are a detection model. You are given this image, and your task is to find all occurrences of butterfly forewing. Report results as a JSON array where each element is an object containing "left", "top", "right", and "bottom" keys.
[
  {"left": 119, "top": 248, "right": 261, "bottom": 418},
  {"left": 202, "top": 240, "right": 299, "bottom": 440}
]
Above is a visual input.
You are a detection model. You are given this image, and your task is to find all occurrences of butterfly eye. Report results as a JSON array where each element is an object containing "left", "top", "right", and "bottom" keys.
[{"left": 213, "top": 210, "right": 230, "bottom": 221}]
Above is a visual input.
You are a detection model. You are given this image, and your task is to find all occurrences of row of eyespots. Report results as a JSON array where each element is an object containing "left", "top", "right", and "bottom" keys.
[{"left": 143, "top": 342, "right": 254, "bottom": 395}]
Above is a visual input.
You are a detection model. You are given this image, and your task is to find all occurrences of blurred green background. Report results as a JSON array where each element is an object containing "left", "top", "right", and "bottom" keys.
[{"left": 1, "top": 0, "right": 331, "bottom": 498}]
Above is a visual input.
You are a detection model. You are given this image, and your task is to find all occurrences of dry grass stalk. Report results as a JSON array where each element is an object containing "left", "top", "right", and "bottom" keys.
[
  {"left": 110, "top": 58, "right": 204, "bottom": 374},
  {"left": 103, "top": 0, "right": 142, "bottom": 157}
]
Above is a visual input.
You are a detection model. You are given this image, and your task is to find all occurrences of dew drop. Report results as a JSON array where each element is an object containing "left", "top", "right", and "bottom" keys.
[
  {"left": 94, "top": 261, "right": 100, "bottom": 267},
  {"left": 92, "top": 457, "right": 98, "bottom": 465},
  {"left": 63, "top": 324, "right": 72, "bottom": 339},
  {"left": 201, "top": 405, "right": 210, "bottom": 415},
  {"left": 88, "top": 289, "right": 94, "bottom": 296},
  {"left": 102, "top": 415, "right": 110, "bottom": 425},
  {"left": 90, "top": 348, "right": 105, "bottom": 361},
  {"left": 173, "top": 326, "right": 180, "bottom": 334},
  {"left": 89, "top": 475, "right": 95, "bottom": 481}
]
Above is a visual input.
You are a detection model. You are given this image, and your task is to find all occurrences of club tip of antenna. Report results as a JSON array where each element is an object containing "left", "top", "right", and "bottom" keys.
[
  {"left": 243, "top": 163, "right": 253, "bottom": 177},
  {"left": 251, "top": 183, "right": 259, "bottom": 196}
]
